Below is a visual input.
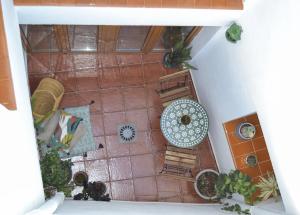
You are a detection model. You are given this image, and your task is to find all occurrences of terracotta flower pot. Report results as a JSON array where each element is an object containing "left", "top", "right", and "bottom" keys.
[{"left": 73, "top": 171, "right": 88, "bottom": 186}]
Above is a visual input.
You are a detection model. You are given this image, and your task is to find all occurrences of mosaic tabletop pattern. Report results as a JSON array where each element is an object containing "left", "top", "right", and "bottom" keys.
[{"left": 160, "top": 99, "right": 209, "bottom": 148}]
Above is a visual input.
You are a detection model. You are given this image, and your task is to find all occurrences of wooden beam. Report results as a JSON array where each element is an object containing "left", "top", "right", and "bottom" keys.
[
  {"left": 53, "top": 25, "right": 70, "bottom": 53},
  {"left": 0, "top": 4, "right": 16, "bottom": 110},
  {"left": 98, "top": 25, "right": 120, "bottom": 53},
  {"left": 184, "top": 26, "right": 202, "bottom": 45},
  {"left": 142, "top": 26, "right": 165, "bottom": 53}
]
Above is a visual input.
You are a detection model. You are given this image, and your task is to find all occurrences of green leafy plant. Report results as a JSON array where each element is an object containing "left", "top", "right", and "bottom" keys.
[
  {"left": 256, "top": 172, "right": 280, "bottom": 201},
  {"left": 216, "top": 170, "right": 256, "bottom": 205},
  {"left": 222, "top": 203, "right": 250, "bottom": 215},
  {"left": 162, "top": 27, "right": 184, "bottom": 49},
  {"left": 40, "top": 150, "right": 74, "bottom": 198},
  {"left": 163, "top": 40, "right": 196, "bottom": 70},
  {"left": 226, "top": 22, "right": 243, "bottom": 43}
]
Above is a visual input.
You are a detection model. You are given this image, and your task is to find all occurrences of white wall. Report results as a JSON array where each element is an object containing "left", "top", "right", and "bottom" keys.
[
  {"left": 16, "top": 6, "right": 242, "bottom": 26},
  {"left": 190, "top": 0, "right": 300, "bottom": 214},
  {"left": 55, "top": 200, "right": 224, "bottom": 215},
  {"left": 0, "top": 0, "right": 44, "bottom": 214}
]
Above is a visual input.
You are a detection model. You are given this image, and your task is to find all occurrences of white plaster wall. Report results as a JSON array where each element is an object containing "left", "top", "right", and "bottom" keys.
[
  {"left": 16, "top": 6, "right": 242, "bottom": 26},
  {"left": 190, "top": 0, "right": 300, "bottom": 214},
  {"left": 55, "top": 200, "right": 224, "bottom": 215},
  {"left": 0, "top": 0, "right": 44, "bottom": 214}
]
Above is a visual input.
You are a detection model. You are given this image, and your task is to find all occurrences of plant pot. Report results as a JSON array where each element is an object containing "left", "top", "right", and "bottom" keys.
[
  {"left": 245, "top": 154, "right": 257, "bottom": 167},
  {"left": 163, "top": 52, "right": 180, "bottom": 69},
  {"left": 236, "top": 122, "right": 256, "bottom": 140},
  {"left": 194, "top": 169, "right": 219, "bottom": 200},
  {"left": 73, "top": 171, "right": 88, "bottom": 186},
  {"left": 93, "top": 181, "right": 107, "bottom": 196},
  {"left": 44, "top": 186, "right": 57, "bottom": 199}
]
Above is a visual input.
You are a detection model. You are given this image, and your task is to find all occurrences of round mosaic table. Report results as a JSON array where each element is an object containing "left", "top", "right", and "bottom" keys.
[{"left": 160, "top": 99, "right": 209, "bottom": 148}]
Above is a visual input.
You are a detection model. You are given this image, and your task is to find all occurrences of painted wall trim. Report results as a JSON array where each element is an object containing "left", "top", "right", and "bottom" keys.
[{"left": 16, "top": 6, "right": 242, "bottom": 26}]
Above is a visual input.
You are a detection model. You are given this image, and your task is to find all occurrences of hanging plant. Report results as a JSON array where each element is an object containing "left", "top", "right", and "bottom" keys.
[{"left": 226, "top": 23, "right": 243, "bottom": 43}]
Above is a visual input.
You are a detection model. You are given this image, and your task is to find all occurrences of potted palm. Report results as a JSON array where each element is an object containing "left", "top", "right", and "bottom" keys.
[
  {"left": 256, "top": 172, "right": 280, "bottom": 201},
  {"left": 163, "top": 40, "right": 196, "bottom": 70}
]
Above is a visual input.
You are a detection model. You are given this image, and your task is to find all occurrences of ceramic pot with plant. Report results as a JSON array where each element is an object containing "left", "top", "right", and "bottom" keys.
[
  {"left": 237, "top": 122, "right": 256, "bottom": 140},
  {"left": 73, "top": 171, "right": 88, "bottom": 186},
  {"left": 245, "top": 154, "right": 258, "bottom": 167},
  {"left": 163, "top": 40, "right": 196, "bottom": 70},
  {"left": 256, "top": 172, "right": 280, "bottom": 201},
  {"left": 194, "top": 169, "right": 219, "bottom": 200}
]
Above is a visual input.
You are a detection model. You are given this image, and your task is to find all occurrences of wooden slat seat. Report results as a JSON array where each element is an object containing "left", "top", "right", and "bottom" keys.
[
  {"left": 158, "top": 69, "right": 194, "bottom": 109},
  {"left": 161, "top": 144, "right": 198, "bottom": 182}
]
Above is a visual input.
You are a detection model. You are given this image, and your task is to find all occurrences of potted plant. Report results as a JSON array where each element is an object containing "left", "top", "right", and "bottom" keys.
[
  {"left": 73, "top": 171, "right": 89, "bottom": 186},
  {"left": 226, "top": 22, "right": 243, "bottom": 43},
  {"left": 222, "top": 203, "right": 250, "bottom": 215},
  {"left": 245, "top": 154, "right": 258, "bottom": 167},
  {"left": 215, "top": 170, "right": 257, "bottom": 205},
  {"left": 40, "top": 150, "right": 74, "bottom": 198},
  {"left": 74, "top": 181, "right": 111, "bottom": 201},
  {"left": 194, "top": 169, "right": 219, "bottom": 200},
  {"left": 237, "top": 122, "right": 256, "bottom": 140},
  {"left": 256, "top": 172, "right": 280, "bottom": 201},
  {"left": 163, "top": 40, "right": 196, "bottom": 70},
  {"left": 215, "top": 170, "right": 257, "bottom": 214},
  {"left": 162, "top": 27, "right": 184, "bottom": 49}
]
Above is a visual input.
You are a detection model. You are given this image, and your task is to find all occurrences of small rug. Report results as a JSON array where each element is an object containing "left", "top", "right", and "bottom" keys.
[
  {"left": 61, "top": 105, "right": 96, "bottom": 158},
  {"left": 40, "top": 105, "right": 97, "bottom": 159},
  {"left": 118, "top": 123, "right": 136, "bottom": 144}
]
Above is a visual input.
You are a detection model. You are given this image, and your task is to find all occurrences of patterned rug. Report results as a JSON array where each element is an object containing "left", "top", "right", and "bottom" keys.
[
  {"left": 40, "top": 105, "right": 96, "bottom": 159},
  {"left": 61, "top": 105, "right": 96, "bottom": 158}
]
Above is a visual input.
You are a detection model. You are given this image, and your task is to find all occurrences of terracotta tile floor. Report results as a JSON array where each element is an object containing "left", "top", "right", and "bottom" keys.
[{"left": 28, "top": 52, "right": 218, "bottom": 203}]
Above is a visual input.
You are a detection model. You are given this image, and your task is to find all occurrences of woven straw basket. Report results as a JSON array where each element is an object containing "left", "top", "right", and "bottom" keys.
[{"left": 32, "top": 78, "right": 64, "bottom": 122}]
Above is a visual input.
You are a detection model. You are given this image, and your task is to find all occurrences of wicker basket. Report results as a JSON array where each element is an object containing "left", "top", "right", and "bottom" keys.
[{"left": 32, "top": 78, "right": 64, "bottom": 122}]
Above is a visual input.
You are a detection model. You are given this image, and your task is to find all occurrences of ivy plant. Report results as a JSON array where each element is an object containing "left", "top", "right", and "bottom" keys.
[
  {"left": 222, "top": 203, "right": 251, "bottom": 215},
  {"left": 216, "top": 170, "right": 257, "bottom": 205},
  {"left": 40, "top": 150, "right": 74, "bottom": 198}
]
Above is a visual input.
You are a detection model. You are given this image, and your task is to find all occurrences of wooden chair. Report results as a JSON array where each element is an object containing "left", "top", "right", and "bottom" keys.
[
  {"left": 160, "top": 145, "right": 197, "bottom": 182},
  {"left": 158, "top": 69, "right": 194, "bottom": 108}
]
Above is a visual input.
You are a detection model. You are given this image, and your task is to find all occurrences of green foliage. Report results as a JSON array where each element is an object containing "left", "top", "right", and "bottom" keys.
[
  {"left": 162, "top": 27, "right": 184, "bottom": 49},
  {"left": 226, "top": 22, "right": 243, "bottom": 43},
  {"left": 216, "top": 170, "right": 256, "bottom": 204},
  {"left": 164, "top": 40, "right": 197, "bottom": 70},
  {"left": 73, "top": 181, "right": 111, "bottom": 202},
  {"left": 256, "top": 172, "right": 280, "bottom": 201},
  {"left": 40, "top": 150, "right": 74, "bottom": 197},
  {"left": 222, "top": 203, "right": 251, "bottom": 215}
]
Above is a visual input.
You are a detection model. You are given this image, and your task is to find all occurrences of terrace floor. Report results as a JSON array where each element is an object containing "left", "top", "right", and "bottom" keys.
[{"left": 27, "top": 51, "right": 218, "bottom": 203}]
